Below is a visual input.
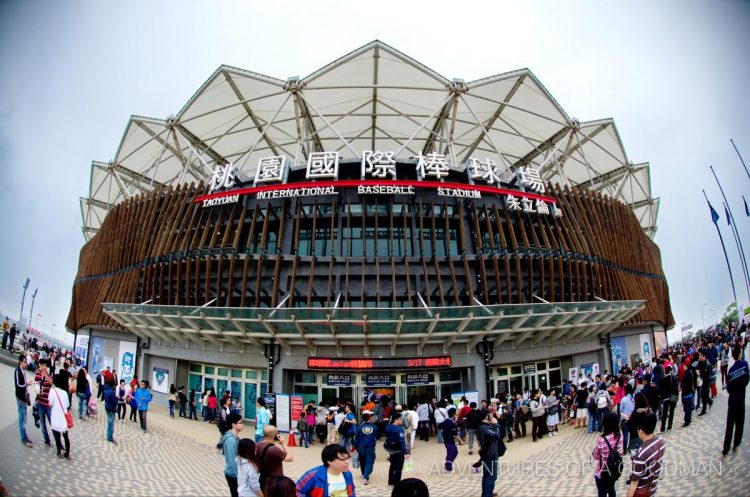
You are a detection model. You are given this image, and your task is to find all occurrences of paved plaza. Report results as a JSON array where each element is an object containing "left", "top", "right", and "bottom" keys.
[{"left": 1, "top": 360, "right": 748, "bottom": 497}]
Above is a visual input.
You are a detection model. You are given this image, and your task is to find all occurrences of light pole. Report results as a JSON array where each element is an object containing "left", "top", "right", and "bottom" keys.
[
  {"left": 28, "top": 289, "right": 37, "bottom": 331},
  {"left": 19, "top": 278, "right": 30, "bottom": 329},
  {"left": 710, "top": 308, "right": 718, "bottom": 326},
  {"left": 701, "top": 303, "right": 708, "bottom": 331}
]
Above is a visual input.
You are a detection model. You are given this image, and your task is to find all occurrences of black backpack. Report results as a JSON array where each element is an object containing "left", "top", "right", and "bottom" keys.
[
  {"left": 599, "top": 434, "right": 623, "bottom": 483},
  {"left": 467, "top": 409, "right": 482, "bottom": 430}
]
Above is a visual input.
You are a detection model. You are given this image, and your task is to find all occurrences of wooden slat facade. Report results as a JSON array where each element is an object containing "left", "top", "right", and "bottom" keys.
[{"left": 67, "top": 182, "right": 674, "bottom": 331}]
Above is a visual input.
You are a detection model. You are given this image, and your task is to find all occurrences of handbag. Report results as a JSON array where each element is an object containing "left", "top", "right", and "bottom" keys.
[
  {"left": 403, "top": 458, "right": 415, "bottom": 473},
  {"left": 54, "top": 389, "right": 74, "bottom": 429}
]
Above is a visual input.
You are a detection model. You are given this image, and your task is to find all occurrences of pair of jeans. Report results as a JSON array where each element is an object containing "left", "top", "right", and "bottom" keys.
[
  {"left": 53, "top": 429, "right": 70, "bottom": 457},
  {"left": 77, "top": 393, "right": 87, "bottom": 419},
  {"left": 106, "top": 411, "right": 116, "bottom": 441},
  {"left": 388, "top": 452, "right": 405, "bottom": 485},
  {"left": 304, "top": 431, "right": 312, "bottom": 446},
  {"left": 168, "top": 400, "right": 175, "bottom": 417},
  {"left": 467, "top": 428, "right": 478, "bottom": 449},
  {"left": 588, "top": 411, "right": 597, "bottom": 432},
  {"left": 594, "top": 475, "right": 616, "bottom": 497},
  {"left": 138, "top": 410, "right": 148, "bottom": 431},
  {"left": 17, "top": 402, "right": 29, "bottom": 443},
  {"left": 179, "top": 402, "right": 187, "bottom": 417},
  {"left": 358, "top": 447, "right": 376, "bottom": 480},
  {"left": 532, "top": 415, "right": 546, "bottom": 440},
  {"left": 596, "top": 408, "right": 607, "bottom": 431},
  {"left": 619, "top": 418, "right": 629, "bottom": 450},
  {"left": 418, "top": 421, "right": 430, "bottom": 441},
  {"left": 224, "top": 474, "right": 238, "bottom": 497},
  {"left": 682, "top": 394, "right": 694, "bottom": 425},
  {"left": 130, "top": 405, "right": 138, "bottom": 421},
  {"left": 117, "top": 403, "right": 126, "bottom": 420},
  {"left": 660, "top": 400, "right": 675, "bottom": 431},
  {"left": 444, "top": 442, "right": 458, "bottom": 471},
  {"left": 481, "top": 459, "right": 499, "bottom": 497},
  {"left": 723, "top": 398, "right": 745, "bottom": 454},
  {"left": 189, "top": 404, "right": 197, "bottom": 420},
  {"left": 37, "top": 404, "right": 52, "bottom": 444}
]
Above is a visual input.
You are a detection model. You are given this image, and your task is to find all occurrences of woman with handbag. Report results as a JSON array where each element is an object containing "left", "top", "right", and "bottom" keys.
[
  {"left": 529, "top": 389, "right": 546, "bottom": 442},
  {"left": 49, "top": 373, "right": 72, "bottom": 459},
  {"left": 545, "top": 388, "right": 560, "bottom": 437}
]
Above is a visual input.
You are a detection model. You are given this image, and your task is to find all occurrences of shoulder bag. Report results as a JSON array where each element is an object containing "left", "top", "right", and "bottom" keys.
[{"left": 54, "top": 389, "right": 74, "bottom": 429}]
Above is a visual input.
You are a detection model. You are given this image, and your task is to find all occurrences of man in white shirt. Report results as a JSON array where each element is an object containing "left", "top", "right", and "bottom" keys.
[
  {"left": 434, "top": 400, "right": 449, "bottom": 442},
  {"left": 333, "top": 408, "right": 345, "bottom": 444}
]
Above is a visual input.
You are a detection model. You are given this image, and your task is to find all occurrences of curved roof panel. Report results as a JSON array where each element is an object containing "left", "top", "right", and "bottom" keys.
[{"left": 80, "top": 40, "right": 660, "bottom": 240}]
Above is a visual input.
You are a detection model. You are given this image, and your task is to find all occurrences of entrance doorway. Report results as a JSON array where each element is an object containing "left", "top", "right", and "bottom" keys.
[{"left": 406, "top": 385, "right": 435, "bottom": 405}]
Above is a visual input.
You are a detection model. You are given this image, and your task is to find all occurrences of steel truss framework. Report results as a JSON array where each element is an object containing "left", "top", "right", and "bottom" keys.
[{"left": 80, "top": 41, "right": 659, "bottom": 240}]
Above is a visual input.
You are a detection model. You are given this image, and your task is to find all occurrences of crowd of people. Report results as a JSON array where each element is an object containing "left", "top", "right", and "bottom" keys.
[{"left": 7, "top": 315, "right": 748, "bottom": 497}]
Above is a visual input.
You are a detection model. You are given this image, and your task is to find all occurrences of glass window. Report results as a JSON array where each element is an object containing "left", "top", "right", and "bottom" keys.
[
  {"left": 189, "top": 364, "right": 202, "bottom": 373},
  {"left": 231, "top": 369, "right": 242, "bottom": 378},
  {"left": 218, "top": 368, "right": 229, "bottom": 377},
  {"left": 294, "top": 373, "right": 317, "bottom": 384},
  {"left": 550, "top": 370, "right": 562, "bottom": 390},
  {"left": 245, "top": 371, "right": 257, "bottom": 380},
  {"left": 262, "top": 371, "right": 268, "bottom": 381},
  {"left": 549, "top": 359, "right": 561, "bottom": 369},
  {"left": 495, "top": 367, "right": 508, "bottom": 377},
  {"left": 204, "top": 366, "right": 215, "bottom": 375},
  {"left": 439, "top": 371, "right": 461, "bottom": 382},
  {"left": 536, "top": 362, "right": 546, "bottom": 371},
  {"left": 510, "top": 365, "right": 522, "bottom": 375},
  {"left": 294, "top": 384, "right": 319, "bottom": 405}
]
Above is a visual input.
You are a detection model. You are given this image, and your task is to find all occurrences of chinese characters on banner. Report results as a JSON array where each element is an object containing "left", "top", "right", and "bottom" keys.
[{"left": 206, "top": 150, "right": 560, "bottom": 215}]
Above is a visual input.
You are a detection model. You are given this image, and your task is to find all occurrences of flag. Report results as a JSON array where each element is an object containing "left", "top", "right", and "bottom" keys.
[
  {"left": 744, "top": 195, "right": 749, "bottom": 217},
  {"left": 725, "top": 205, "right": 732, "bottom": 225},
  {"left": 708, "top": 201, "right": 720, "bottom": 224}
]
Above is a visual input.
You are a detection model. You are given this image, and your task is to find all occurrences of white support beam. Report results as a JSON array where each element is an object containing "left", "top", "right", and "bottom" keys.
[
  {"left": 257, "top": 316, "right": 290, "bottom": 350},
  {"left": 291, "top": 315, "right": 316, "bottom": 354},
  {"left": 512, "top": 310, "right": 534, "bottom": 331},
  {"left": 390, "top": 315, "right": 404, "bottom": 355},
  {"left": 326, "top": 314, "right": 343, "bottom": 357},
  {"left": 443, "top": 312, "right": 473, "bottom": 353},
  {"left": 177, "top": 312, "right": 222, "bottom": 347},
  {"left": 512, "top": 310, "right": 556, "bottom": 347},
  {"left": 226, "top": 313, "right": 264, "bottom": 350},
  {"left": 418, "top": 313, "right": 440, "bottom": 355},
  {"left": 162, "top": 313, "right": 203, "bottom": 347},
  {"left": 202, "top": 313, "right": 241, "bottom": 350}
]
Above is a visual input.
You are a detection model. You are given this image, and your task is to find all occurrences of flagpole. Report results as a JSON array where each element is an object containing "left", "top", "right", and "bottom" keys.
[
  {"left": 724, "top": 201, "right": 750, "bottom": 304},
  {"left": 703, "top": 190, "right": 738, "bottom": 310},
  {"left": 710, "top": 165, "right": 750, "bottom": 301},
  {"left": 730, "top": 139, "right": 750, "bottom": 181}
]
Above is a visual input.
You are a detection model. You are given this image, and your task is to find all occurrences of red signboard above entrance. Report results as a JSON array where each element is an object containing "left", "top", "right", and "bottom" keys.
[{"left": 307, "top": 356, "right": 452, "bottom": 370}]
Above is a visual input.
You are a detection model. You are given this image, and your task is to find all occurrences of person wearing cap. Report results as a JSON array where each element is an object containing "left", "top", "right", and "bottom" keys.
[{"left": 353, "top": 410, "right": 378, "bottom": 485}]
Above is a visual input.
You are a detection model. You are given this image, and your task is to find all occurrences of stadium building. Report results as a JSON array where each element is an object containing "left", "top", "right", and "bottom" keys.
[{"left": 67, "top": 41, "right": 673, "bottom": 419}]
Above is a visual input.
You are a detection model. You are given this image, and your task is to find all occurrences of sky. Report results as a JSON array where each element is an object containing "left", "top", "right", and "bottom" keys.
[{"left": 0, "top": 0, "right": 748, "bottom": 346}]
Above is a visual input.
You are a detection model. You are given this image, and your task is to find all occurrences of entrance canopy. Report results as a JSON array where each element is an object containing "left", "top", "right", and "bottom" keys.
[{"left": 102, "top": 300, "right": 644, "bottom": 356}]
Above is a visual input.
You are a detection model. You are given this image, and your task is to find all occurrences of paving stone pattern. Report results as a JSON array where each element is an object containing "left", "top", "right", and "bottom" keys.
[{"left": 1, "top": 364, "right": 748, "bottom": 497}]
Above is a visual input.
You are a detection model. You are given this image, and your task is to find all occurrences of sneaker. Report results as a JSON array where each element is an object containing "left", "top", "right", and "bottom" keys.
[
  {"left": 468, "top": 450, "right": 473, "bottom": 455},
  {"left": 362, "top": 480, "right": 368, "bottom": 486}
]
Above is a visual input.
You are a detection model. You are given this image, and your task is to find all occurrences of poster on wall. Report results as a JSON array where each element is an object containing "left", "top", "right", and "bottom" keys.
[
  {"left": 610, "top": 336, "right": 628, "bottom": 373},
  {"left": 639, "top": 333, "right": 652, "bottom": 363},
  {"left": 592, "top": 363, "right": 600, "bottom": 376},
  {"left": 90, "top": 337, "right": 105, "bottom": 375},
  {"left": 152, "top": 367, "right": 170, "bottom": 394},
  {"left": 465, "top": 390, "right": 479, "bottom": 406},
  {"left": 74, "top": 335, "right": 89, "bottom": 367},
  {"left": 103, "top": 357, "right": 113, "bottom": 372},
  {"left": 291, "top": 395, "right": 304, "bottom": 430},
  {"left": 117, "top": 341, "right": 137, "bottom": 385},
  {"left": 275, "top": 394, "right": 290, "bottom": 434},
  {"left": 450, "top": 392, "right": 464, "bottom": 409},
  {"left": 654, "top": 331, "right": 668, "bottom": 358},
  {"left": 568, "top": 368, "right": 578, "bottom": 383},
  {"left": 580, "top": 363, "right": 594, "bottom": 380}
]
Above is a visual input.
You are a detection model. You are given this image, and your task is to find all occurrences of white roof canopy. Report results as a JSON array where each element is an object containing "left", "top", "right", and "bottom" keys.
[{"left": 80, "top": 40, "right": 659, "bottom": 239}]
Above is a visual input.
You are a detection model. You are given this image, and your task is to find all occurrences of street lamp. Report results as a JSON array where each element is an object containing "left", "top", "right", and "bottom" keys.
[
  {"left": 701, "top": 303, "right": 708, "bottom": 330},
  {"left": 710, "top": 308, "right": 718, "bottom": 325}
]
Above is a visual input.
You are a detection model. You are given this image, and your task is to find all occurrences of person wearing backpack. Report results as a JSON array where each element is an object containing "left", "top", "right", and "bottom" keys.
[
  {"left": 370, "top": 399, "right": 385, "bottom": 440},
  {"left": 465, "top": 402, "right": 482, "bottom": 454},
  {"left": 594, "top": 385, "right": 611, "bottom": 432},
  {"left": 591, "top": 412, "right": 624, "bottom": 497}
]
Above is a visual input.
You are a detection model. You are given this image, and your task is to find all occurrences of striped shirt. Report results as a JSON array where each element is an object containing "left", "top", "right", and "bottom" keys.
[
  {"left": 630, "top": 436, "right": 666, "bottom": 497},
  {"left": 34, "top": 370, "right": 52, "bottom": 408},
  {"left": 592, "top": 432, "right": 624, "bottom": 478}
]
